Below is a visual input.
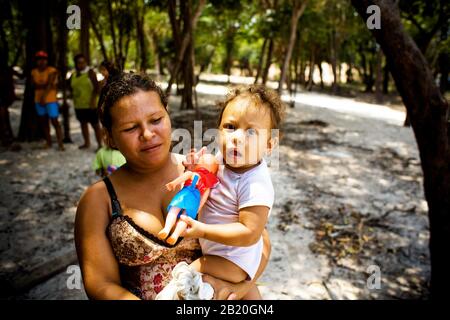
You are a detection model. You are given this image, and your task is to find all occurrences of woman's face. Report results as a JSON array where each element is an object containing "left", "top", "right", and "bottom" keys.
[{"left": 109, "top": 90, "right": 172, "bottom": 170}]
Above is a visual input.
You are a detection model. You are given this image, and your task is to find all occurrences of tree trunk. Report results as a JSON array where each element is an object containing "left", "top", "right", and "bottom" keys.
[
  {"left": 375, "top": 46, "right": 383, "bottom": 103},
  {"left": 306, "top": 47, "right": 315, "bottom": 91},
  {"left": 383, "top": 62, "right": 389, "bottom": 94},
  {"left": 165, "top": 0, "right": 206, "bottom": 95},
  {"left": 254, "top": 38, "right": 267, "bottom": 84},
  {"left": 180, "top": 1, "right": 195, "bottom": 110},
  {"left": 438, "top": 51, "right": 448, "bottom": 95},
  {"left": 223, "top": 29, "right": 236, "bottom": 84},
  {"left": 330, "top": 29, "right": 338, "bottom": 94},
  {"left": 317, "top": 62, "right": 324, "bottom": 89},
  {"left": 79, "top": 0, "right": 90, "bottom": 63},
  {"left": 352, "top": 0, "right": 450, "bottom": 300},
  {"left": 262, "top": 38, "right": 274, "bottom": 85},
  {"left": 300, "top": 57, "right": 306, "bottom": 86},
  {"left": 346, "top": 60, "right": 354, "bottom": 84},
  {"left": 107, "top": 0, "right": 119, "bottom": 66},
  {"left": 55, "top": 0, "right": 71, "bottom": 142},
  {"left": 89, "top": 10, "right": 108, "bottom": 62},
  {"left": 18, "top": 0, "right": 53, "bottom": 141},
  {"left": 135, "top": 3, "right": 148, "bottom": 73},
  {"left": 277, "top": 0, "right": 307, "bottom": 94},
  {"left": 147, "top": 32, "right": 164, "bottom": 75}
]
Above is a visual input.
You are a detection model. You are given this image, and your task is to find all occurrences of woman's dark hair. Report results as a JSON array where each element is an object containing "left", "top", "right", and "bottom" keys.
[{"left": 99, "top": 72, "right": 168, "bottom": 132}]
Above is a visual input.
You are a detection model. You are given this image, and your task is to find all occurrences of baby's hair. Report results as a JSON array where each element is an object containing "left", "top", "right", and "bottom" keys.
[{"left": 217, "top": 84, "right": 286, "bottom": 131}]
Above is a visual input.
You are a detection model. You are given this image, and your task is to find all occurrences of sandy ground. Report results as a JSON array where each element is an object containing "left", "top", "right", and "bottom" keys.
[{"left": 0, "top": 81, "right": 429, "bottom": 300}]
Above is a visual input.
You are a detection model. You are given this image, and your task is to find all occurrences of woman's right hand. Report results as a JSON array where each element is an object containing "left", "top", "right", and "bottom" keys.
[{"left": 202, "top": 274, "right": 252, "bottom": 300}]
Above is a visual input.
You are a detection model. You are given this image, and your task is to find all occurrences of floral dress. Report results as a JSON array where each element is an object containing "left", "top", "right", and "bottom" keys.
[{"left": 104, "top": 177, "right": 202, "bottom": 300}]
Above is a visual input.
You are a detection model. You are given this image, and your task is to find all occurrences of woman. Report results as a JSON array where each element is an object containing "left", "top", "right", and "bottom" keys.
[{"left": 75, "top": 73, "right": 271, "bottom": 300}]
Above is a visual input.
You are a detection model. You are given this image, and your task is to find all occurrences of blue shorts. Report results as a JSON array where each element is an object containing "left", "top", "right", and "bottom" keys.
[{"left": 35, "top": 102, "right": 60, "bottom": 118}]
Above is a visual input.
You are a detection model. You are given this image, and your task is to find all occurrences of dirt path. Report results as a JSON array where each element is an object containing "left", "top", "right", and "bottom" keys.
[{"left": 0, "top": 83, "right": 429, "bottom": 299}]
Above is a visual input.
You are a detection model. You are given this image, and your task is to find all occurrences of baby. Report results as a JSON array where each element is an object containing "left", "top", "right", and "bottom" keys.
[{"left": 157, "top": 84, "right": 285, "bottom": 300}]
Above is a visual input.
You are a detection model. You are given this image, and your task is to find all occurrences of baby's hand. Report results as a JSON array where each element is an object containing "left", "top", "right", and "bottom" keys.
[{"left": 179, "top": 215, "right": 206, "bottom": 239}]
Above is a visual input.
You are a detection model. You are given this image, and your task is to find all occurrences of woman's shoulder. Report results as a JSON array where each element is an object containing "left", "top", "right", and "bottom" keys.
[
  {"left": 82, "top": 179, "right": 109, "bottom": 198},
  {"left": 76, "top": 179, "right": 110, "bottom": 221}
]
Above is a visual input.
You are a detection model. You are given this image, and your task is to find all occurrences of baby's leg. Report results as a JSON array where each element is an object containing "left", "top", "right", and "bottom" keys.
[
  {"left": 166, "top": 217, "right": 188, "bottom": 245},
  {"left": 158, "top": 207, "right": 181, "bottom": 240},
  {"left": 242, "top": 284, "right": 262, "bottom": 300},
  {"left": 190, "top": 255, "right": 248, "bottom": 284}
]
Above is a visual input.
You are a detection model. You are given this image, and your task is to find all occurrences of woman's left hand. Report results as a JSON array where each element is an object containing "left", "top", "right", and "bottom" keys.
[{"left": 179, "top": 215, "right": 206, "bottom": 239}]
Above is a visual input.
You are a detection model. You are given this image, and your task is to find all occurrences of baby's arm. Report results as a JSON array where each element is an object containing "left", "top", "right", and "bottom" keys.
[{"left": 180, "top": 205, "right": 269, "bottom": 247}]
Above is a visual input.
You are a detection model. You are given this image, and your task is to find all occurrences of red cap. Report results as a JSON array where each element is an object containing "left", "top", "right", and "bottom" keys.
[{"left": 35, "top": 51, "right": 48, "bottom": 58}]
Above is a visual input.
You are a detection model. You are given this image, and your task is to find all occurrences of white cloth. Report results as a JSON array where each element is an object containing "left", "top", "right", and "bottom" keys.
[
  {"left": 199, "top": 158, "right": 274, "bottom": 280},
  {"left": 155, "top": 262, "right": 214, "bottom": 300}
]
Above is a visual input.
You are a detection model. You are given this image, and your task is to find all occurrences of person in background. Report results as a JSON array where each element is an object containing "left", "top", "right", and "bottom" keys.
[
  {"left": 92, "top": 145, "right": 126, "bottom": 177},
  {"left": 31, "top": 51, "right": 64, "bottom": 151},
  {"left": 70, "top": 53, "right": 102, "bottom": 150},
  {"left": 97, "top": 60, "right": 121, "bottom": 110}
]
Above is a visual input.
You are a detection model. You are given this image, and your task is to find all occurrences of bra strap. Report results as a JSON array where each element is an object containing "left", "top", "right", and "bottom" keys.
[{"left": 103, "top": 177, "right": 122, "bottom": 218}]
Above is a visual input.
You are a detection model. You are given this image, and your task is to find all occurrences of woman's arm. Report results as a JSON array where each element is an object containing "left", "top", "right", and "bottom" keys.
[
  {"left": 74, "top": 182, "right": 140, "bottom": 300},
  {"left": 180, "top": 205, "right": 269, "bottom": 247},
  {"left": 203, "top": 229, "right": 271, "bottom": 300}
]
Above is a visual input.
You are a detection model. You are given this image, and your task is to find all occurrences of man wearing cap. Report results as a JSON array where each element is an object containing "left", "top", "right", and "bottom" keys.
[{"left": 31, "top": 51, "right": 64, "bottom": 151}]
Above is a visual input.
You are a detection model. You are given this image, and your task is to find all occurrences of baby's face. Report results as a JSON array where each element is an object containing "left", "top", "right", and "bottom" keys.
[{"left": 219, "top": 96, "right": 273, "bottom": 170}]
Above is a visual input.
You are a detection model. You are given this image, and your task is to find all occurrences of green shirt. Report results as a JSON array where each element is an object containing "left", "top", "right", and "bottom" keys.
[
  {"left": 92, "top": 147, "right": 126, "bottom": 171},
  {"left": 70, "top": 70, "right": 98, "bottom": 109}
]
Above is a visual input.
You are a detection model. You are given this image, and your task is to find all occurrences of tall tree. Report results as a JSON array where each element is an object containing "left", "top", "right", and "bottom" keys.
[
  {"left": 351, "top": 0, "right": 449, "bottom": 299},
  {"left": 55, "top": 0, "right": 71, "bottom": 142},
  {"left": 18, "top": 0, "right": 55, "bottom": 141},
  {"left": 135, "top": 0, "right": 148, "bottom": 73},
  {"left": 79, "top": 0, "right": 90, "bottom": 63},
  {"left": 277, "top": 0, "right": 307, "bottom": 94},
  {"left": 165, "top": 0, "right": 206, "bottom": 110}
]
